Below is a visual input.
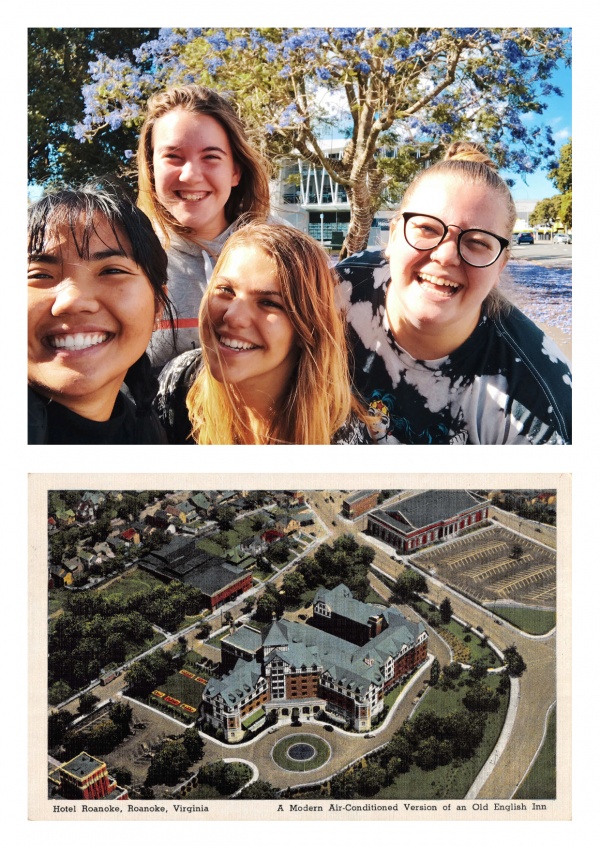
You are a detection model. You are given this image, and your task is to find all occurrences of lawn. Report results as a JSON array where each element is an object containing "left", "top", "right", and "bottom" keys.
[
  {"left": 272, "top": 733, "right": 331, "bottom": 772},
  {"left": 440, "top": 619, "right": 499, "bottom": 665},
  {"left": 492, "top": 606, "right": 556, "bottom": 635},
  {"left": 149, "top": 665, "right": 207, "bottom": 721},
  {"left": 98, "top": 567, "right": 165, "bottom": 600},
  {"left": 378, "top": 672, "right": 510, "bottom": 800},
  {"left": 515, "top": 704, "right": 556, "bottom": 799}
]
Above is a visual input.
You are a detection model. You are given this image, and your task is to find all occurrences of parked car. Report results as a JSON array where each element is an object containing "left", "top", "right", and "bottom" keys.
[
  {"left": 553, "top": 233, "right": 571, "bottom": 244},
  {"left": 517, "top": 232, "right": 534, "bottom": 245}
]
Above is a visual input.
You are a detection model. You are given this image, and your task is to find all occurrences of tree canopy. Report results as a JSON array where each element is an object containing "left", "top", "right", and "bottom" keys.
[
  {"left": 34, "top": 27, "right": 570, "bottom": 257},
  {"left": 530, "top": 137, "right": 571, "bottom": 229},
  {"left": 28, "top": 28, "right": 158, "bottom": 188}
]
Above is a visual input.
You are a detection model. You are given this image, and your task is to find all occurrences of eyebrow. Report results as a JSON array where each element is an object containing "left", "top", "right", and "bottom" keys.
[
  {"left": 215, "top": 277, "right": 283, "bottom": 298},
  {"left": 28, "top": 248, "right": 129, "bottom": 263},
  {"left": 158, "top": 144, "right": 228, "bottom": 155}
]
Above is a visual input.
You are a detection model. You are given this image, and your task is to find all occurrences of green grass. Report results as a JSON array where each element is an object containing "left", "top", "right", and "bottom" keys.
[
  {"left": 243, "top": 707, "right": 265, "bottom": 728},
  {"left": 148, "top": 660, "right": 207, "bottom": 719},
  {"left": 48, "top": 594, "right": 68, "bottom": 616},
  {"left": 492, "top": 606, "right": 556, "bottom": 635},
  {"left": 98, "top": 568, "right": 165, "bottom": 600},
  {"left": 367, "top": 587, "right": 389, "bottom": 606},
  {"left": 272, "top": 734, "right": 331, "bottom": 772},
  {"left": 515, "top": 704, "right": 556, "bottom": 799},
  {"left": 197, "top": 538, "right": 227, "bottom": 557},
  {"left": 377, "top": 673, "right": 510, "bottom": 800},
  {"left": 441, "top": 619, "right": 498, "bottom": 665}
]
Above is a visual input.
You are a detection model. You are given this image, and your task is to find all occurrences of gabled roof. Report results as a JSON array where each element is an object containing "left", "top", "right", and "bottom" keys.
[
  {"left": 222, "top": 625, "right": 263, "bottom": 653},
  {"left": 262, "top": 611, "right": 425, "bottom": 695},
  {"left": 314, "top": 583, "right": 383, "bottom": 626},
  {"left": 204, "top": 658, "right": 264, "bottom": 705},
  {"left": 382, "top": 490, "right": 483, "bottom": 532}
]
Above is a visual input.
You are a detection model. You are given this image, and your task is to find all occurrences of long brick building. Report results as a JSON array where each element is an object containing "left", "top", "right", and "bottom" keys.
[
  {"left": 202, "top": 584, "right": 428, "bottom": 742},
  {"left": 368, "top": 490, "right": 489, "bottom": 554},
  {"left": 140, "top": 535, "right": 252, "bottom": 610}
]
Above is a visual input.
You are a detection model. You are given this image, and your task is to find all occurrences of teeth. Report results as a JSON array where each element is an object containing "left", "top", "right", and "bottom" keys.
[
  {"left": 219, "top": 336, "right": 258, "bottom": 351},
  {"left": 48, "top": 333, "right": 109, "bottom": 351},
  {"left": 419, "top": 273, "right": 461, "bottom": 289},
  {"left": 179, "top": 192, "right": 209, "bottom": 201}
]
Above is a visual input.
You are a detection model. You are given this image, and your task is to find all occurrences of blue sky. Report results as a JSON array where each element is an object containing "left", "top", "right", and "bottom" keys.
[{"left": 503, "top": 60, "right": 572, "bottom": 201}]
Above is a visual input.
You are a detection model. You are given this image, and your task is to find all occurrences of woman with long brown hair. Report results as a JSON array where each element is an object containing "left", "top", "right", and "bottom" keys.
[
  {"left": 137, "top": 84, "right": 271, "bottom": 368},
  {"left": 155, "top": 222, "right": 369, "bottom": 444}
]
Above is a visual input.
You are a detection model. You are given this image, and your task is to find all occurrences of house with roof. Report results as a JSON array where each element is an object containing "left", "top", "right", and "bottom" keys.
[
  {"left": 342, "top": 491, "right": 379, "bottom": 520},
  {"left": 201, "top": 584, "right": 427, "bottom": 741},
  {"left": 119, "top": 527, "right": 141, "bottom": 545},
  {"left": 48, "top": 752, "right": 128, "bottom": 800},
  {"left": 189, "top": 492, "right": 212, "bottom": 517},
  {"left": 76, "top": 492, "right": 105, "bottom": 523},
  {"left": 140, "top": 535, "right": 252, "bottom": 611},
  {"left": 368, "top": 490, "right": 489, "bottom": 553}
]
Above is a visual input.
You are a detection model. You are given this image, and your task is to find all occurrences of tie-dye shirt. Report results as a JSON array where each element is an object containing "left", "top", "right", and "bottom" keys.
[{"left": 337, "top": 250, "right": 572, "bottom": 445}]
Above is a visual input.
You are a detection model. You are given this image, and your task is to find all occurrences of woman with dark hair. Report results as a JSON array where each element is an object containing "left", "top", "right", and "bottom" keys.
[
  {"left": 28, "top": 186, "right": 174, "bottom": 444},
  {"left": 337, "top": 141, "right": 572, "bottom": 444},
  {"left": 137, "top": 84, "right": 272, "bottom": 368}
]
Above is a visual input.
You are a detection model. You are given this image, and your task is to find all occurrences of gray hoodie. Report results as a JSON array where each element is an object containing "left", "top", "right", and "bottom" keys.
[{"left": 147, "top": 223, "right": 236, "bottom": 369}]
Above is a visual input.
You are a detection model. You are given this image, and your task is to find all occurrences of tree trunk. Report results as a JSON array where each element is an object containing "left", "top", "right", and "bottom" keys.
[{"left": 337, "top": 169, "right": 382, "bottom": 261}]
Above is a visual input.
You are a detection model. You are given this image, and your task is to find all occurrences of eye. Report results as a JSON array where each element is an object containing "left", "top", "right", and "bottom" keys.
[
  {"left": 260, "top": 298, "right": 284, "bottom": 310},
  {"left": 27, "top": 266, "right": 55, "bottom": 285},
  {"left": 214, "top": 284, "right": 235, "bottom": 297},
  {"left": 463, "top": 234, "right": 494, "bottom": 252}
]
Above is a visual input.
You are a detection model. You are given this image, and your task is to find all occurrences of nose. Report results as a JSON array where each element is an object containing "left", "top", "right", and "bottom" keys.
[
  {"left": 179, "top": 158, "right": 204, "bottom": 183},
  {"left": 430, "top": 227, "right": 462, "bottom": 266},
  {"left": 222, "top": 296, "right": 252, "bottom": 327},
  {"left": 51, "top": 279, "right": 100, "bottom": 316}
]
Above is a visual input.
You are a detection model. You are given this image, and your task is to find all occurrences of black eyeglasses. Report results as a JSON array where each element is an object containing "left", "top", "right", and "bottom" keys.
[{"left": 402, "top": 212, "right": 509, "bottom": 268}]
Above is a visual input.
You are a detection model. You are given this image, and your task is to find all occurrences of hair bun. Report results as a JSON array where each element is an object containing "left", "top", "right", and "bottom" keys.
[{"left": 443, "top": 141, "right": 497, "bottom": 171}]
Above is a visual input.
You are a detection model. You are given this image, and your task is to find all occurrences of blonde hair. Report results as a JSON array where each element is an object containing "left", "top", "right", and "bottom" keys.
[
  {"left": 399, "top": 140, "right": 517, "bottom": 237},
  {"left": 397, "top": 140, "right": 514, "bottom": 318},
  {"left": 137, "top": 85, "right": 270, "bottom": 246},
  {"left": 186, "top": 223, "right": 361, "bottom": 444}
]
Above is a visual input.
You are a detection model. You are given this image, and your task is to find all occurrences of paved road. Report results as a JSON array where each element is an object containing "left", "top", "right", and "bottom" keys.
[{"left": 509, "top": 242, "right": 571, "bottom": 264}]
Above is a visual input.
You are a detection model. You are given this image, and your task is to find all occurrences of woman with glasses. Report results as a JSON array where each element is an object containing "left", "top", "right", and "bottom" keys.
[{"left": 336, "top": 142, "right": 572, "bottom": 444}]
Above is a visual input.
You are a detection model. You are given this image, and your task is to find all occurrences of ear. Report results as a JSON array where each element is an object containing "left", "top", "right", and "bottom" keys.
[{"left": 231, "top": 160, "right": 242, "bottom": 188}]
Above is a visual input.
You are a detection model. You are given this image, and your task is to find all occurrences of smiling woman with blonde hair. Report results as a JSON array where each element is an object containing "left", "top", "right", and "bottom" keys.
[
  {"left": 336, "top": 140, "right": 572, "bottom": 444},
  {"left": 155, "top": 222, "right": 369, "bottom": 444}
]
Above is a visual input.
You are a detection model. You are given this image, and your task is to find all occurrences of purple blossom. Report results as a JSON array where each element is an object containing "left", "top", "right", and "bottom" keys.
[
  {"left": 316, "top": 67, "right": 332, "bottom": 81},
  {"left": 206, "top": 31, "right": 230, "bottom": 52},
  {"left": 265, "top": 43, "right": 279, "bottom": 63},
  {"left": 355, "top": 61, "right": 371, "bottom": 75},
  {"left": 204, "top": 56, "right": 225, "bottom": 76},
  {"left": 332, "top": 28, "right": 359, "bottom": 42},
  {"left": 124, "top": 149, "right": 134, "bottom": 159}
]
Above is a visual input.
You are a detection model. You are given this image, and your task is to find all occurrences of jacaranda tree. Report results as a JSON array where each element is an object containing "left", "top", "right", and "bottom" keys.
[{"left": 72, "top": 27, "right": 570, "bottom": 257}]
